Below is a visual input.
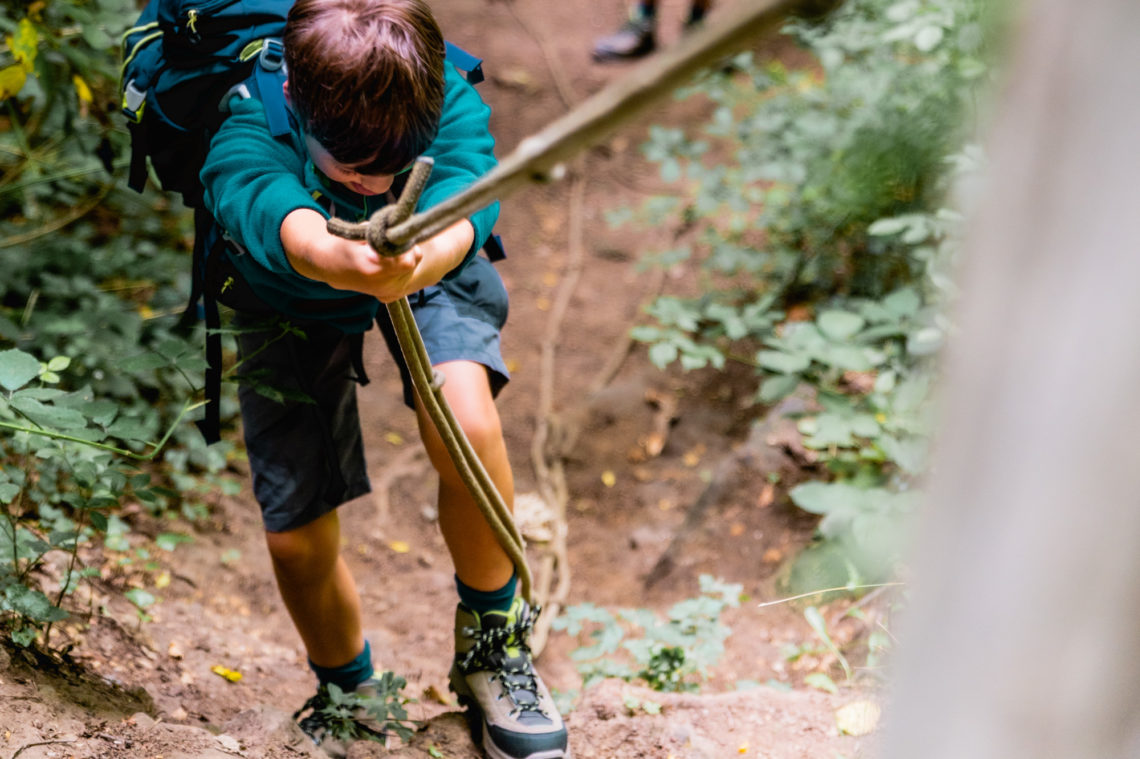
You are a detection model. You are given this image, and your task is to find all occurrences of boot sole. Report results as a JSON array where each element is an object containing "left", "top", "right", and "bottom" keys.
[{"left": 453, "top": 691, "right": 571, "bottom": 759}]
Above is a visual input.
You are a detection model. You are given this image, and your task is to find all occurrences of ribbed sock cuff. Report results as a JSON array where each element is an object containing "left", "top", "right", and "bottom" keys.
[
  {"left": 309, "top": 640, "right": 374, "bottom": 691},
  {"left": 455, "top": 571, "right": 518, "bottom": 613}
]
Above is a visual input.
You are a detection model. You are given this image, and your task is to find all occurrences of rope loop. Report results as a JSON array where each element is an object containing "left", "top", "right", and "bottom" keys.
[{"left": 366, "top": 205, "right": 398, "bottom": 256}]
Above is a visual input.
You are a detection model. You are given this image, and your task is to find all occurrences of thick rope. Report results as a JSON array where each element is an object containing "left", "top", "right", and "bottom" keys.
[{"left": 329, "top": 159, "right": 533, "bottom": 603}]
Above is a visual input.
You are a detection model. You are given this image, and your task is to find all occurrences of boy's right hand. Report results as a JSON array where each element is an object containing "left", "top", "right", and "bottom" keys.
[{"left": 281, "top": 208, "right": 425, "bottom": 303}]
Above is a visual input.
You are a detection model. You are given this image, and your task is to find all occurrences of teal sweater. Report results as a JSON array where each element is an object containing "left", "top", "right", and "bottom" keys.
[{"left": 200, "top": 62, "right": 500, "bottom": 332}]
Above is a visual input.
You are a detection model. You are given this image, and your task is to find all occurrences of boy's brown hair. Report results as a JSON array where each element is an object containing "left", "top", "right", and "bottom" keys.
[{"left": 284, "top": 0, "right": 445, "bottom": 175}]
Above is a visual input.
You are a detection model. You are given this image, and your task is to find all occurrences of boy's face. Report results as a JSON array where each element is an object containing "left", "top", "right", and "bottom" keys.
[{"left": 306, "top": 135, "right": 397, "bottom": 197}]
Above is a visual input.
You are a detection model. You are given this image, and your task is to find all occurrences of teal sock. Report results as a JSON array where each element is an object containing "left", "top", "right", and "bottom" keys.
[
  {"left": 309, "top": 640, "right": 374, "bottom": 691},
  {"left": 456, "top": 572, "right": 517, "bottom": 613},
  {"left": 634, "top": 1, "right": 656, "bottom": 19}
]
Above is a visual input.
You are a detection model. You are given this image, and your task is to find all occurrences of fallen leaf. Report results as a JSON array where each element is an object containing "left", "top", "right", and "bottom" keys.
[
  {"left": 757, "top": 481, "right": 776, "bottom": 508},
  {"left": 167, "top": 641, "right": 183, "bottom": 660},
  {"left": 682, "top": 444, "right": 705, "bottom": 467},
  {"left": 730, "top": 523, "right": 746, "bottom": 537},
  {"left": 836, "top": 700, "right": 882, "bottom": 736},
  {"left": 601, "top": 470, "right": 616, "bottom": 487},
  {"left": 384, "top": 431, "right": 404, "bottom": 445},
  {"left": 786, "top": 304, "right": 813, "bottom": 322},
  {"left": 154, "top": 570, "right": 171, "bottom": 589},
  {"left": 535, "top": 296, "right": 551, "bottom": 311},
  {"left": 424, "top": 684, "right": 451, "bottom": 705},
  {"left": 505, "top": 357, "right": 520, "bottom": 373},
  {"left": 642, "top": 432, "right": 666, "bottom": 458},
  {"left": 542, "top": 271, "right": 558, "bottom": 287},
  {"left": 762, "top": 548, "right": 784, "bottom": 563},
  {"left": 210, "top": 665, "right": 243, "bottom": 683},
  {"left": 738, "top": 743, "right": 749, "bottom": 754},
  {"left": 388, "top": 540, "right": 411, "bottom": 554}
]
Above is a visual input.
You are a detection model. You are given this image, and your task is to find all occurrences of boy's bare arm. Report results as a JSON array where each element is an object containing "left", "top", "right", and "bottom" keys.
[{"left": 280, "top": 208, "right": 475, "bottom": 303}]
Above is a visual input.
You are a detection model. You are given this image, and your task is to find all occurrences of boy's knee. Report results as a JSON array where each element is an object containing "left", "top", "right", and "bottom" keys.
[
  {"left": 265, "top": 516, "right": 339, "bottom": 574},
  {"left": 423, "top": 407, "right": 504, "bottom": 486}
]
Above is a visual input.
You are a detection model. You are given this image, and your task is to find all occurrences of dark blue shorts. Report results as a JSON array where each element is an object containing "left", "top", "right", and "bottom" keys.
[{"left": 233, "top": 256, "right": 509, "bottom": 533}]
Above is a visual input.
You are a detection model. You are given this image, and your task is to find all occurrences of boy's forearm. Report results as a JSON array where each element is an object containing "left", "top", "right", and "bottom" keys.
[
  {"left": 280, "top": 208, "right": 475, "bottom": 301},
  {"left": 405, "top": 219, "right": 475, "bottom": 289},
  {"left": 281, "top": 208, "right": 338, "bottom": 282}
]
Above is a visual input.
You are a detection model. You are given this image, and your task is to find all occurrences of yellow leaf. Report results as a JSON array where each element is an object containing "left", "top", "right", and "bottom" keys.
[
  {"left": 535, "top": 296, "right": 551, "bottom": 312},
  {"left": 738, "top": 743, "right": 749, "bottom": 754},
  {"left": 27, "top": 2, "right": 46, "bottom": 20},
  {"left": 8, "top": 19, "right": 39, "bottom": 70},
  {"left": 835, "top": 700, "right": 881, "bottom": 736},
  {"left": 388, "top": 540, "right": 411, "bottom": 554},
  {"left": 72, "top": 74, "right": 92, "bottom": 104},
  {"left": 601, "top": 470, "right": 616, "bottom": 487},
  {"left": 0, "top": 66, "right": 27, "bottom": 100},
  {"left": 210, "top": 665, "right": 243, "bottom": 683},
  {"left": 384, "top": 431, "right": 404, "bottom": 445},
  {"left": 154, "top": 570, "right": 171, "bottom": 589}
]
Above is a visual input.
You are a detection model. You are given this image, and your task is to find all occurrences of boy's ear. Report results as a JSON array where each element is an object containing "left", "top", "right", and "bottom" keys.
[{"left": 282, "top": 79, "right": 291, "bottom": 106}]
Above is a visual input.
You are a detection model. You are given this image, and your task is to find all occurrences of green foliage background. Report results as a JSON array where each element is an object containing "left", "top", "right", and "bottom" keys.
[
  {"left": 622, "top": 0, "right": 995, "bottom": 590},
  {"left": 0, "top": 0, "right": 237, "bottom": 646}
]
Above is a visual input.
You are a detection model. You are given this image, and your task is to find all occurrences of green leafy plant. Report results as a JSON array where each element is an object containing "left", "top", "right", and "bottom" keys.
[
  {"left": 0, "top": 346, "right": 202, "bottom": 645},
  {"left": 619, "top": 0, "right": 994, "bottom": 584},
  {"left": 311, "top": 673, "right": 418, "bottom": 744},
  {"left": 553, "top": 575, "right": 742, "bottom": 692},
  {"left": 0, "top": 3, "right": 253, "bottom": 647}
]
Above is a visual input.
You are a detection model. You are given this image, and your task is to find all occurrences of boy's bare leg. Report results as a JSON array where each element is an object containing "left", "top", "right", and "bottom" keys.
[
  {"left": 265, "top": 510, "right": 366, "bottom": 667},
  {"left": 414, "top": 359, "right": 514, "bottom": 590}
]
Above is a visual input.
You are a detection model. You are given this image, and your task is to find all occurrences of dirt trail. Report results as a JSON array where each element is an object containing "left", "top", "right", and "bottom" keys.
[{"left": 0, "top": 1, "right": 883, "bottom": 757}]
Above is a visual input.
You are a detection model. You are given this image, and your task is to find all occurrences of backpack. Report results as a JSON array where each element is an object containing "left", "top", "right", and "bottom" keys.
[{"left": 118, "top": 0, "right": 488, "bottom": 444}]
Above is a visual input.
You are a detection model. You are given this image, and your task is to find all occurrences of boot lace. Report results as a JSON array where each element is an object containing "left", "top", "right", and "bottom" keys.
[{"left": 458, "top": 605, "right": 548, "bottom": 718}]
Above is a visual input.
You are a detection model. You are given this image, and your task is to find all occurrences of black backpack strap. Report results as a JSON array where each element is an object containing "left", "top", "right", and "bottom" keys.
[
  {"left": 348, "top": 332, "right": 370, "bottom": 387},
  {"left": 127, "top": 120, "right": 151, "bottom": 193},
  {"left": 181, "top": 208, "right": 226, "bottom": 445},
  {"left": 483, "top": 233, "right": 506, "bottom": 262},
  {"left": 195, "top": 278, "right": 223, "bottom": 445}
]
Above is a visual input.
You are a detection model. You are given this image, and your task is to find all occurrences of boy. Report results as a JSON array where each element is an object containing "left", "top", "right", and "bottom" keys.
[{"left": 198, "top": 1, "right": 569, "bottom": 757}]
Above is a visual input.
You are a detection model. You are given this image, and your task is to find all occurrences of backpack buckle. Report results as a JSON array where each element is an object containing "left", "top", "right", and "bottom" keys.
[
  {"left": 219, "top": 83, "right": 251, "bottom": 113},
  {"left": 259, "top": 39, "right": 285, "bottom": 72},
  {"left": 122, "top": 80, "right": 147, "bottom": 122}
]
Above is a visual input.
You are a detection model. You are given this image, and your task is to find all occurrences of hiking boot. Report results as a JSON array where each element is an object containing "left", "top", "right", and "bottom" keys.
[
  {"left": 294, "top": 675, "right": 407, "bottom": 757},
  {"left": 592, "top": 15, "right": 656, "bottom": 61},
  {"left": 449, "top": 598, "right": 570, "bottom": 759}
]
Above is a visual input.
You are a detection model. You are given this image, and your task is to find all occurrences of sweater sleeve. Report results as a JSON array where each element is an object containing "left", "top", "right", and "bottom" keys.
[
  {"left": 200, "top": 98, "right": 324, "bottom": 277},
  {"left": 420, "top": 62, "right": 500, "bottom": 277}
]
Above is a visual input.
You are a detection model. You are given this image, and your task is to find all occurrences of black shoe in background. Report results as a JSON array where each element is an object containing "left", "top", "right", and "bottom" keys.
[{"left": 592, "top": 15, "right": 656, "bottom": 61}]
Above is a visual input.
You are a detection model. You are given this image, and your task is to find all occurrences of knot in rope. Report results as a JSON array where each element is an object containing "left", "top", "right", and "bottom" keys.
[{"left": 365, "top": 205, "right": 399, "bottom": 256}]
